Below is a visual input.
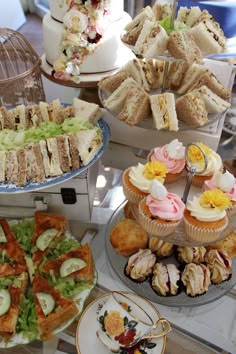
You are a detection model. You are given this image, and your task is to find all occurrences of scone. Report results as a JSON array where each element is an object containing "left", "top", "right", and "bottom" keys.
[
  {"left": 109, "top": 218, "right": 148, "bottom": 256},
  {"left": 181, "top": 263, "right": 211, "bottom": 297},
  {"left": 205, "top": 249, "right": 232, "bottom": 284},
  {"left": 151, "top": 263, "right": 180, "bottom": 296},
  {"left": 125, "top": 249, "right": 156, "bottom": 282}
]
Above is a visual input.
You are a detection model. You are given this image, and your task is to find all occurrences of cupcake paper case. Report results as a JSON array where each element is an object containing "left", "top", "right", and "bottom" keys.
[
  {"left": 183, "top": 189, "right": 231, "bottom": 243},
  {"left": 138, "top": 179, "right": 185, "bottom": 237},
  {"left": 122, "top": 161, "right": 168, "bottom": 205},
  {"left": 148, "top": 139, "right": 186, "bottom": 184}
]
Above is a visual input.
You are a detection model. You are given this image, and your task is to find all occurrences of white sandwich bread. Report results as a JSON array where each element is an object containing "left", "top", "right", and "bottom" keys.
[
  {"left": 123, "top": 58, "right": 150, "bottom": 91},
  {"left": 122, "top": 6, "right": 155, "bottom": 46},
  {"left": 73, "top": 98, "right": 103, "bottom": 123},
  {"left": 134, "top": 19, "right": 169, "bottom": 57},
  {"left": 177, "top": 63, "right": 207, "bottom": 95},
  {"left": 150, "top": 93, "right": 179, "bottom": 131},
  {"left": 176, "top": 6, "right": 202, "bottom": 27},
  {"left": 192, "top": 85, "right": 231, "bottom": 113},
  {"left": 190, "top": 19, "right": 227, "bottom": 54}
]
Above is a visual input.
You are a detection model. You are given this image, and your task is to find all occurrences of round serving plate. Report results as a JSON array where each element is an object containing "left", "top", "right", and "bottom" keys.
[
  {"left": 98, "top": 87, "right": 225, "bottom": 132},
  {"left": 76, "top": 292, "right": 166, "bottom": 354},
  {"left": 104, "top": 202, "right": 236, "bottom": 307},
  {"left": 0, "top": 118, "right": 110, "bottom": 194}
]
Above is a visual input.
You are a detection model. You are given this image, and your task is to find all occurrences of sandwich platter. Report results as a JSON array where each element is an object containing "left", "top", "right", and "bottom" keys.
[
  {"left": 0, "top": 214, "right": 97, "bottom": 348},
  {"left": 105, "top": 200, "right": 236, "bottom": 308},
  {"left": 98, "top": 86, "right": 225, "bottom": 132},
  {"left": 0, "top": 118, "right": 110, "bottom": 194}
]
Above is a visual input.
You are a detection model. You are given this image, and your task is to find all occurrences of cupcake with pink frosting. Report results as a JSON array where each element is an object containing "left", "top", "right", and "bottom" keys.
[
  {"left": 138, "top": 179, "right": 185, "bottom": 237},
  {"left": 204, "top": 170, "right": 236, "bottom": 218},
  {"left": 148, "top": 139, "right": 186, "bottom": 183}
]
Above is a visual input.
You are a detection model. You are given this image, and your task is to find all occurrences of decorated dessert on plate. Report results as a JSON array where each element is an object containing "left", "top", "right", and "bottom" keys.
[
  {"left": 204, "top": 170, "right": 236, "bottom": 218},
  {"left": 138, "top": 179, "right": 185, "bottom": 237},
  {"left": 125, "top": 249, "right": 156, "bottom": 282},
  {"left": 149, "top": 236, "right": 174, "bottom": 258},
  {"left": 148, "top": 139, "right": 186, "bottom": 183},
  {"left": 151, "top": 263, "right": 180, "bottom": 296},
  {"left": 176, "top": 246, "right": 207, "bottom": 264},
  {"left": 122, "top": 160, "right": 168, "bottom": 205},
  {"left": 205, "top": 249, "right": 232, "bottom": 284},
  {"left": 0, "top": 212, "right": 96, "bottom": 346},
  {"left": 183, "top": 189, "right": 231, "bottom": 243},
  {"left": 181, "top": 263, "right": 211, "bottom": 297}
]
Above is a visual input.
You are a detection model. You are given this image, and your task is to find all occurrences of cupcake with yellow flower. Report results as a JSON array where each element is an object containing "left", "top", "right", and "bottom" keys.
[
  {"left": 122, "top": 161, "right": 168, "bottom": 205},
  {"left": 183, "top": 189, "right": 231, "bottom": 243},
  {"left": 204, "top": 170, "right": 236, "bottom": 218},
  {"left": 138, "top": 179, "right": 185, "bottom": 237},
  {"left": 186, "top": 142, "right": 223, "bottom": 188},
  {"left": 148, "top": 139, "right": 186, "bottom": 184}
]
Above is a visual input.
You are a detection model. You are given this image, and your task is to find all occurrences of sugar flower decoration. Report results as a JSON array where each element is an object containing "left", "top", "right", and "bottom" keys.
[
  {"left": 144, "top": 161, "right": 168, "bottom": 183},
  {"left": 187, "top": 142, "right": 211, "bottom": 163},
  {"left": 200, "top": 189, "right": 231, "bottom": 211}
]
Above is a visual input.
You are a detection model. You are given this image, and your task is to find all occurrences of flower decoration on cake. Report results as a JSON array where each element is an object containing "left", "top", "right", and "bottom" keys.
[
  {"left": 52, "top": 0, "right": 112, "bottom": 82},
  {"left": 183, "top": 189, "right": 231, "bottom": 242},
  {"left": 138, "top": 179, "right": 185, "bottom": 236},
  {"left": 204, "top": 170, "right": 236, "bottom": 218},
  {"left": 122, "top": 161, "right": 168, "bottom": 205},
  {"left": 186, "top": 142, "right": 223, "bottom": 187},
  {"left": 148, "top": 139, "right": 186, "bottom": 183}
]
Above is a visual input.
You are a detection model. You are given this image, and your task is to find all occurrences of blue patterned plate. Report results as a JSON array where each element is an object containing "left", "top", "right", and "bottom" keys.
[{"left": 0, "top": 119, "right": 110, "bottom": 194}]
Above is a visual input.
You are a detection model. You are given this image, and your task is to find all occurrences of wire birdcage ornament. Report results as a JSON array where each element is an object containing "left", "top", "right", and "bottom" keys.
[{"left": 0, "top": 28, "right": 45, "bottom": 108}]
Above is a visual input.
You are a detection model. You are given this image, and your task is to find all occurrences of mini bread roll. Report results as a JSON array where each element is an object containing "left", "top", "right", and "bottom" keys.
[{"left": 110, "top": 218, "right": 149, "bottom": 256}]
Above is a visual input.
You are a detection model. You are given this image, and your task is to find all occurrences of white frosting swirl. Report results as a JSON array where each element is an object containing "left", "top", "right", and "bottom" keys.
[
  {"left": 193, "top": 151, "right": 222, "bottom": 176},
  {"left": 129, "top": 163, "right": 151, "bottom": 193},
  {"left": 186, "top": 196, "right": 226, "bottom": 221}
]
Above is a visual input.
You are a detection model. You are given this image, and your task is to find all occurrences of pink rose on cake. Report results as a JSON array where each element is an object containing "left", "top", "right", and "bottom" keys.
[
  {"left": 148, "top": 139, "right": 186, "bottom": 183},
  {"left": 138, "top": 179, "right": 185, "bottom": 236},
  {"left": 204, "top": 170, "right": 236, "bottom": 217}
]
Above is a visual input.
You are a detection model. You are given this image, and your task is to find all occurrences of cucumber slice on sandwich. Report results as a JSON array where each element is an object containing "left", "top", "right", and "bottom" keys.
[
  {"left": 0, "top": 289, "right": 11, "bottom": 316},
  {"left": 36, "top": 292, "right": 55, "bottom": 316},
  {"left": 60, "top": 258, "right": 87, "bottom": 278},
  {"left": 36, "top": 228, "right": 58, "bottom": 251}
]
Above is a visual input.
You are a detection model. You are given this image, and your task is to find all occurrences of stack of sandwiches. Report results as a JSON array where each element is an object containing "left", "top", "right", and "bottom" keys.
[
  {"left": 0, "top": 211, "right": 95, "bottom": 340},
  {"left": 121, "top": 3, "right": 227, "bottom": 59},
  {"left": 0, "top": 98, "right": 104, "bottom": 186},
  {"left": 98, "top": 58, "right": 165, "bottom": 93}
]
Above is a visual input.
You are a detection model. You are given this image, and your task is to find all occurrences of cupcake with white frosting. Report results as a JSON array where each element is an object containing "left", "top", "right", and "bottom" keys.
[
  {"left": 151, "top": 263, "right": 180, "bottom": 296},
  {"left": 204, "top": 170, "right": 236, "bottom": 218},
  {"left": 148, "top": 139, "right": 186, "bottom": 183},
  {"left": 122, "top": 161, "right": 168, "bottom": 205},
  {"left": 183, "top": 189, "right": 231, "bottom": 243},
  {"left": 125, "top": 249, "right": 156, "bottom": 282},
  {"left": 181, "top": 263, "right": 211, "bottom": 297},
  {"left": 205, "top": 249, "right": 232, "bottom": 284},
  {"left": 138, "top": 179, "right": 185, "bottom": 237},
  {"left": 186, "top": 142, "right": 223, "bottom": 188}
]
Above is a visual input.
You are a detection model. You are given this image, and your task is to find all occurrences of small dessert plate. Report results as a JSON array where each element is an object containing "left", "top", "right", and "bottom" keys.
[{"left": 76, "top": 292, "right": 166, "bottom": 354}]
